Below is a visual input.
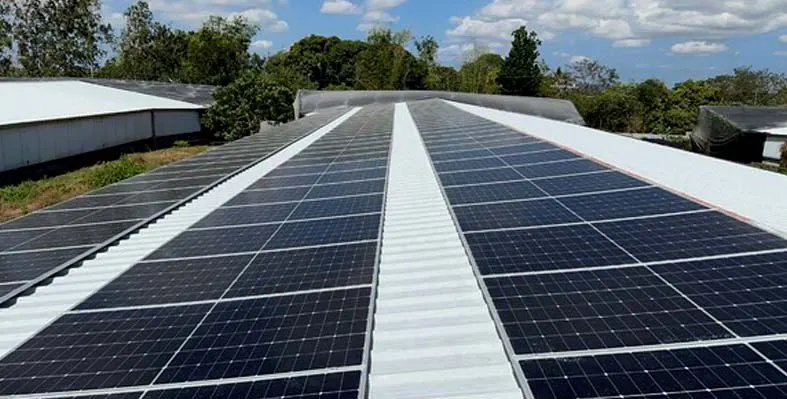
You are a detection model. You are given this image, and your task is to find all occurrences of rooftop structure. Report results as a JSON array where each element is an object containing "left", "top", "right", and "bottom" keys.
[
  {"left": 0, "top": 99, "right": 786, "bottom": 398},
  {"left": 693, "top": 105, "right": 787, "bottom": 162}
]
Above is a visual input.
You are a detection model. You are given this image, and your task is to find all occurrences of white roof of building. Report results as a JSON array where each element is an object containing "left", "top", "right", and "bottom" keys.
[{"left": 0, "top": 80, "right": 203, "bottom": 127}]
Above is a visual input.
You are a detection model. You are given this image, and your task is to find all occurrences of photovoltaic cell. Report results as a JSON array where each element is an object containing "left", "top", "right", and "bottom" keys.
[
  {"left": 250, "top": 174, "right": 323, "bottom": 190},
  {"left": 514, "top": 158, "right": 609, "bottom": 179},
  {"left": 453, "top": 199, "right": 581, "bottom": 231},
  {"left": 466, "top": 224, "right": 635, "bottom": 275},
  {"left": 752, "top": 341, "right": 787, "bottom": 371},
  {"left": 595, "top": 211, "right": 787, "bottom": 262},
  {"left": 151, "top": 176, "right": 223, "bottom": 190},
  {"left": 290, "top": 194, "right": 383, "bottom": 220},
  {"left": 0, "top": 247, "right": 91, "bottom": 282},
  {"left": 143, "top": 371, "right": 361, "bottom": 399},
  {"left": 117, "top": 188, "right": 196, "bottom": 205},
  {"left": 156, "top": 288, "right": 371, "bottom": 384},
  {"left": 0, "top": 228, "right": 51, "bottom": 251},
  {"left": 76, "top": 254, "right": 255, "bottom": 309},
  {"left": 265, "top": 213, "right": 381, "bottom": 250},
  {"left": 0, "top": 283, "right": 23, "bottom": 297},
  {"left": 439, "top": 167, "right": 523, "bottom": 186},
  {"left": 430, "top": 148, "right": 493, "bottom": 162},
  {"left": 521, "top": 345, "right": 787, "bottom": 399},
  {"left": 486, "top": 267, "right": 731, "bottom": 354},
  {"left": 0, "top": 209, "right": 94, "bottom": 230},
  {"left": 316, "top": 168, "right": 387, "bottom": 184},
  {"left": 327, "top": 158, "right": 387, "bottom": 172},
  {"left": 224, "top": 186, "right": 311, "bottom": 206},
  {"left": 305, "top": 179, "right": 385, "bottom": 200},
  {"left": 559, "top": 186, "right": 706, "bottom": 221},
  {"left": 444, "top": 180, "right": 546, "bottom": 205},
  {"left": 532, "top": 171, "right": 649, "bottom": 196},
  {"left": 146, "top": 224, "right": 279, "bottom": 259},
  {"left": 433, "top": 157, "right": 506, "bottom": 173},
  {"left": 500, "top": 150, "right": 578, "bottom": 166},
  {"left": 488, "top": 142, "right": 556, "bottom": 156},
  {"left": 652, "top": 252, "right": 787, "bottom": 336},
  {"left": 71, "top": 203, "right": 170, "bottom": 224},
  {"left": 265, "top": 164, "right": 327, "bottom": 177},
  {"left": 0, "top": 304, "right": 212, "bottom": 394},
  {"left": 192, "top": 202, "right": 298, "bottom": 228},
  {"left": 11, "top": 220, "right": 138, "bottom": 251},
  {"left": 227, "top": 242, "right": 377, "bottom": 297}
]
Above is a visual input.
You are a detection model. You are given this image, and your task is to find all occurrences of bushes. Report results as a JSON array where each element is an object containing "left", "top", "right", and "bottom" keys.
[
  {"left": 202, "top": 71, "right": 294, "bottom": 141},
  {"left": 87, "top": 156, "right": 149, "bottom": 189},
  {"left": 781, "top": 142, "right": 787, "bottom": 169},
  {"left": 572, "top": 86, "right": 641, "bottom": 133}
]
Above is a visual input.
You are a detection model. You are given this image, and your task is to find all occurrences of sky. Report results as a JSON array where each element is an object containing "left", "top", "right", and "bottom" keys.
[{"left": 102, "top": 0, "right": 787, "bottom": 85}]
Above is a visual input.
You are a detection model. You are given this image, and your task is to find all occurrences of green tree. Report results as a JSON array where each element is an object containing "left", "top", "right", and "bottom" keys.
[
  {"left": 415, "top": 35, "right": 438, "bottom": 65},
  {"left": 708, "top": 67, "right": 787, "bottom": 106},
  {"left": 181, "top": 16, "right": 258, "bottom": 85},
  {"left": 263, "top": 50, "right": 317, "bottom": 92},
  {"left": 567, "top": 58, "right": 619, "bottom": 93},
  {"left": 355, "top": 28, "right": 422, "bottom": 90},
  {"left": 459, "top": 52, "right": 504, "bottom": 94},
  {"left": 283, "top": 35, "right": 367, "bottom": 89},
  {"left": 113, "top": 1, "right": 156, "bottom": 79},
  {"left": 14, "top": 0, "right": 113, "bottom": 76},
  {"left": 499, "top": 26, "right": 542, "bottom": 96},
  {"left": 202, "top": 71, "right": 294, "bottom": 141},
  {"left": 427, "top": 65, "right": 459, "bottom": 91},
  {"left": 0, "top": 1, "right": 11, "bottom": 75},
  {"left": 576, "top": 85, "right": 640, "bottom": 132},
  {"left": 664, "top": 79, "right": 721, "bottom": 134},
  {"left": 635, "top": 78, "right": 670, "bottom": 133}
]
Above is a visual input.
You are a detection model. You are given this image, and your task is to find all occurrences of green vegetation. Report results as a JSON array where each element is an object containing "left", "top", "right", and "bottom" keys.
[{"left": 0, "top": 146, "right": 208, "bottom": 222}]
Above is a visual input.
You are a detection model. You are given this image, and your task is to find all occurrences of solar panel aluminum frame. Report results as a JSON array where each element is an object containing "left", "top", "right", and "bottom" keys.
[{"left": 0, "top": 110, "right": 352, "bottom": 308}]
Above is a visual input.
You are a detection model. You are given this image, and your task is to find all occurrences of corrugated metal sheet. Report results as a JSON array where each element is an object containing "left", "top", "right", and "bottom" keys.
[
  {"left": 0, "top": 81, "right": 201, "bottom": 127},
  {"left": 0, "top": 108, "right": 360, "bottom": 359},
  {"left": 368, "top": 103, "right": 521, "bottom": 398}
]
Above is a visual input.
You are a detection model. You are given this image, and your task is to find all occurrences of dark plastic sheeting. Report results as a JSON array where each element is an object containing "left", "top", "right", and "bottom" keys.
[
  {"left": 691, "top": 106, "right": 787, "bottom": 162},
  {"left": 294, "top": 90, "right": 585, "bottom": 125}
]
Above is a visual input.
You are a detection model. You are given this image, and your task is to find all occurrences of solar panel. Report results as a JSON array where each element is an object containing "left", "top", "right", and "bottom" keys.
[
  {"left": 444, "top": 180, "right": 545, "bottom": 205},
  {"left": 521, "top": 345, "right": 787, "bottom": 399},
  {"left": 0, "top": 247, "right": 90, "bottom": 282},
  {"left": 499, "top": 149, "right": 578, "bottom": 166},
  {"left": 514, "top": 158, "right": 609, "bottom": 179},
  {"left": 192, "top": 202, "right": 298, "bottom": 228},
  {"left": 558, "top": 186, "right": 706, "bottom": 221},
  {"left": 531, "top": 170, "right": 650, "bottom": 196},
  {"left": 453, "top": 198, "right": 581, "bottom": 231},
  {"left": 264, "top": 213, "right": 381, "bottom": 250},
  {"left": 224, "top": 186, "right": 312, "bottom": 206},
  {"left": 146, "top": 224, "right": 280, "bottom": 259},
  {"left": 439, "top": 167, "right": 523, "bottom": 186}
]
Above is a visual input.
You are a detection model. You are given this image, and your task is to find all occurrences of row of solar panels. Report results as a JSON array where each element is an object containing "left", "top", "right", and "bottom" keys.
[
  {"left": 0, "top": 105, "right": 395, "bottom": 397},
  {"left": 410, "top": 100, "right": 787, "bottom": 399},
  {"left": 0, "top": 108, "right": 348, "bottom": 305}
]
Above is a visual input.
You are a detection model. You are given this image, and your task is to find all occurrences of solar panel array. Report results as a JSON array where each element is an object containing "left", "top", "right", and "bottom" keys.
[
  {"left": 0, "top": 105, "right": 393, "bottom": 397},
  {"left": 0, "top": 109, "right": 348, "bottom": 306},
  {"left": 408, "top": 100, "right": 787, "bottom": 399}
]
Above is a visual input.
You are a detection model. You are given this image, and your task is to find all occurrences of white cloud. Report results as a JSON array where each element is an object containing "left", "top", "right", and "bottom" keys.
[
  {"left": 367, "top": 0, "right": 406, "bottom": 10},
  {"left": 251, "top": 39, "right": 274, "bottom": 49},
  {"left": 357, "top": 9, "right": 400, "bottom": 31},
  {"left": 321, "top": 0, "right": 362, "bottom": 15},
  {"left": 569, "top": 55, "right": 591, "bottom": 64},
  {"left": 775, "top": 50, "right": 787, "bottom": 56},
  {"left": 146, "top": 0, "right": 289, "bottom": 32},
  {"left": 613, "top": 38, "right": 650, "bottom": 47},
  {"left": 780, "top": 34, "right": 787, "bottom": 43},
  {"left": 231, "top": 8, "right": 288, "bottom": 32},
  {"left": 670, "top": 41, "right": 728, "bottom": 55},
  {"left": 447, "top": 17, "right": 527, "bottom": 40}
]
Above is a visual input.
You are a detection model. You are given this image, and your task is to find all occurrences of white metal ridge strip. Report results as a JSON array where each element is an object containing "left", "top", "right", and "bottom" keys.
[{"left": 0, "top": 107, "right": 361, "bottom": 361}]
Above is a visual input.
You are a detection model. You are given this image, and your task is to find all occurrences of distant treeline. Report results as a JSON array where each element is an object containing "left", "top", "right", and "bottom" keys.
[{"left": 2, "top": 0, "right": 786, "bottom": 139}]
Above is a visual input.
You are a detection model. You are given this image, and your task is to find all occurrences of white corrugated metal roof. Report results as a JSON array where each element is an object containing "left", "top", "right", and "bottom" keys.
[{"left": 0, "top": 81, "right": 203, "bottom": 127}]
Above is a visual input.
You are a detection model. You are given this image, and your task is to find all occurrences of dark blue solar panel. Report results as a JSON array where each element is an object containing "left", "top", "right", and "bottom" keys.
[
  {"left": 434, "top": 157, "right": 506, "bottom": 173},
  {"left": 334, "top": 152, "right": 388, "bottom": 163},
  {"left": 76, "top": 254, "right": 255, "bottom": 309},
  {"left": 652, "top": 252, "right": 787, "bottom": 336},
  {"left": 192, "top": 202, "right": 297, "bottom": 228},
  {"left": 156, "top": 288, "right": 370, "bottom": 383},
  {"left": 515, "top": 158, "right": 609, "bottom": 179},
  {"left": 0, "top": 209, "right": 94, "bottom": 230},
  {"left": 488, "top": 142, "right": 556, "bottom": 156},
  {"left": 500, "top": 150, "right": 577, "bottom": 166},
  {"left": 249, "top": 174, "right": 322, "bottom": 190},
  {"left": 71, "top": 203, "right": 170, "bottom": 224},
  {"left": 0, "top": 304, "right": 212, "bottom": 394},
  {"left": 752, "top": 341, "right": 787, "bottom": 372},
  {"left": 306, "top": 179, "right": 385, "bottom": 199},
  {"left": 224, "top": 186, "right": 311, "bottom": 206},
  {"left": 317, "top": 168, "right": 387, "bottom": 184},
  {"left": 328, "top": 158, "right": 388, "bottom": 172},
  {"left": 523, "top": 345, "right": 787, "bottom": 399},
  {"left": 146, "top": 224, "right": 279, "bottom": 259},
  {"left": 559, "top": 186, "right": 706, "bottom": 221},
  {"left": 444, "top": 180, "right": 546, "bottom": 205},
  {"left": 227, "top": 242, "right": 377, "bottom": 297},
  {"left": 453, "top": 199, "right": 581, "bottom": 231},
  {"left": 290, "top": 194, "right": 383, "bottom": 220},
  {"left": 439, "top": 167, "right": 522, "bottom": 186},
  {"left": 12, "top": 220, "right": 138, "bottom": 251},
  {"left": 0, "top": 247, "right": 101, "bottom": 282},
  {"left": 0, "top": 228, "right": 52, "bottom": 251},
  {"left": 265, "top": 164, "right": 327, "bottom": 177},
  {"left": 486, "top": 267, "right": 731, "bottom": 354},
  {"left": 466, "top": 224, "right": 635, "bottom": 275},
  {"left": 0, "top": 283, "right": 23, "bottom": 297},
  {"left": 595, "top": 211, "right": 787, "bottom": 262},
  {"left": 152, "top": 176, "right": 223, "bottom": 190},
  {"left": 532, "top": 171, "right": 649, "bottom": 196},
  {"left": 144, "top": 371, "right": 361, "bottom": 399},
  {"left": 426, "top": 143, "right": 483, "bottom": 153},
  {"left": 265, "top": 214, "right": 381, "bottom": 250},
  {"left": 430, "top": 148, "right": 493, "bottom": 162}
]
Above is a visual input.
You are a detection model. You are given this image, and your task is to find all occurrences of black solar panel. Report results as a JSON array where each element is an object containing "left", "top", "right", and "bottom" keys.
[
  {"left": 514, "top": 158, "right": 609, "bottom": 179},
  {"left": 0, "top": 247, "right": 91, "bottom": 282},
  {"left": 453, "top": 198, "right": 581, "bottom": 231},
  {"left": 500, "top": 149, "right": 578, "bottom": 166},
  {"left": 264, "top": 214, "right": 381, "bottom": 250},
  {"left": 192, "top": 202, "right": 298, "bottom": 228},
  {"left": 522, "top": 345, "right": 787, "bottom": 399},
  {"left": 439, "top": 167, "right": 523, "bottom": 186},
  {"left": 11, "top": 220, "right": 138, "bottom": 251},
  {"left": 225, "top": 186, "right": 311, "bottom": 206},
  {"left": 486, "top": 267, "right": 731, "bottom": 354},
  {"left": 306, "top": 179, "right": 385, "bottom": 199},
  {"left": 290, "top": 194, "right": 383, "bottom": 220},
  {"left": 434, "top": 157, "right": 506, "bottom": 173},
  {"left": 488, "top": 142, "right": 556, "bottom": 156},
  {"left": 444, "top": 180, "right": 545, "bottom": 205},
  {"left": 559, "top": 186, "right": 706, "bottom": 221},
  {"left": 532, "top": 171, "right": 649, "bottom": 196},
  {"left": 146, "top": 224, "right": 279, "bottom": 259}
]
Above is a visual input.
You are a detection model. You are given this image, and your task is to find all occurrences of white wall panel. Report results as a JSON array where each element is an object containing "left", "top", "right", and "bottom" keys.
[{"left": 154, "top": 110, "right": 202, "bottom": 137}]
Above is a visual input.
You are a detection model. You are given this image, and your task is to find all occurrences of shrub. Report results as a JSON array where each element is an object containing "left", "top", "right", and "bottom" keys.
[
  {"left": 173, "top": 140, "right": 190, "bottom": 148},
  {"left": 202, "top": 71, "right": 295, "bottom": 141},
  {"left": 87, "top": 156, "right": 148, "bottom": 189},
  {"left": 781, "top": 142, "right": 787, "bottom": 170}
]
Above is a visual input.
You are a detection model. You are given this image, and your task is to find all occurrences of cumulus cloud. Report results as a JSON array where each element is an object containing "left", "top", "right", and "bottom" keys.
[
  {"left": 613, "top": 38, "right": 650, "bottom": 47},
  {"left": 670, "top": 41, "right": 728, "bottom": 55},
  {"left": 569, "top": 55, "right": 591, "bottom": 64},
  {"left": 320, "top": 0, "right": 362, "bottom": 15},
  {"left": 251, "top": 39, "right": 274, "bottom": 49},
  {"left": 447, "top": 17, "right": 527, "bottom": 40},
  {"left": 780, "top": 34, "right": 787, "bottom": 43},
  {"left": 146, "top": 0, "right": 289, "bottom": 32}
]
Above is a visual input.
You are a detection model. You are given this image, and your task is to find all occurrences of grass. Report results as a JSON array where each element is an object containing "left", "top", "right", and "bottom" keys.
[
  {"left": 0, "top": 145, "right": 209, "bottom": 223},
  {"left": 751, "top": 162, "right": 787, "bottom": 176}
]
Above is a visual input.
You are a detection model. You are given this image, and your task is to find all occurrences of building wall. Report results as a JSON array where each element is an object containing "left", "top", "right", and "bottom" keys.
[
  {"left": 763, "top": 136, "right": 786, "bottom": 161},
  {"left": 0, "top": 110, "right": 202, "bottom": 173}
]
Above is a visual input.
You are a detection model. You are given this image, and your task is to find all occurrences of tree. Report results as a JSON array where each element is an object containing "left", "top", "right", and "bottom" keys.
[
  {"left": 664, "top": 79, "right": 721, "bottom": 134},
  {"left": 708, "top": 67, "right": 787, "bottom": 106},
  {"left": 415, "top": 35, "right": 438, "bottom": 65},
  {"left": 499, "top": 26, "right": 542, "bottom": 96},
  {"left": 113, "top": 1, "right": 156, "bottom": 79},
  {"left": 281, "top": 35, "right": 367, "bottom": 89},
  {"left": 427, "top": 65, "right": 459, "bottom": 91},
  {"left": 355, "top": 28, "right": 422, "bottom": 90},
  {"left": 567, "top": 58, "right": 619, "bottom": 93},
  {"left": 577, "top": 85, "right": 640, "bottom": 132},
  {"left": 0, "top": 1, "right": 11, "bottom": 75},
  {"left": 459, "top": 52, "right": 504, "bottom": 94},
  {"left": 202, "top": 71, "right": 294, "bottom": 141},
  {"left": 14, "top": 0, "right": 113, "bottom": 77},
  {"left": 181, "top": 16, "right": 258, "bottom": 86},
  {"left": 635, "top": 78, "right": 670, "bottom": 133}
]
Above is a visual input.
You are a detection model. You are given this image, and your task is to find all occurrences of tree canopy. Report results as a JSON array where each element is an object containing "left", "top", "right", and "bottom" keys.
[{"left": 499, "top": 26, "right": 542, "bottom": 96}]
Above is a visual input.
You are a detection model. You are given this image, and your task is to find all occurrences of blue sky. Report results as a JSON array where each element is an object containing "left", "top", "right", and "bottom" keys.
[{"left": 103, "top": 0, "right": 787, "bottom": 85}]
